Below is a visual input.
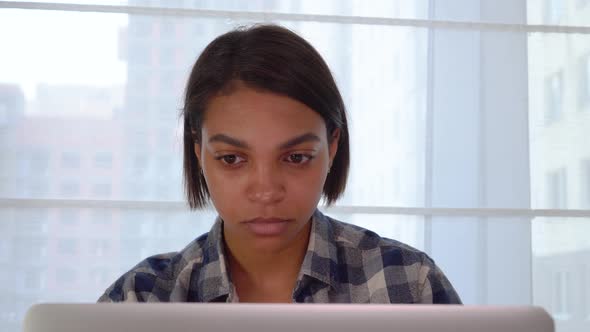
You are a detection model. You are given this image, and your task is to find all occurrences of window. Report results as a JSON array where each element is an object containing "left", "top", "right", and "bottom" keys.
[
  {"left": 128, "top": 71, "right": 150, "bottom": 96},
  {"left": 91, "top": 183, "right": 112, "bottom": 198},
  {"left": 553, "top": 271, "right": 572, "bottom": 319},
  {"left": 94, "top": 152, "right": 113, "bottom": 169},
  {"left": 160, "top": 71, "right": 176, "bottom": 94},
  {"left": 89, "top": 268, "right": 109, "bottom": 286},
  {"left": 0, "top": 104, "right": 7, "bottom": 127},
  {"left": 60, "top": 151, "right": 80, "bottom": 169},
  {"left": 584, "top": 160, "right": 590, "bottom": 209},
  {"left": 13, "top": 239, "right": 47, "bottom": 260},
  {"left": 15, "top": 209, "right": 48, "bottom": 235},
  {"left": 59, "top": 209, "right": 79, "bottom": 226},
  {"left": 90, "top": 239, "right": 110, "bottom": 257},
  {"left": 90, "top": 209, "right": 113, "bottom": 225},
  {"left": 545, "top": 71, "right": 564, "bottom": 124},
  {"left": 159, "top": 18, "right": 176, "bottom": 39},
  {"left": 580, "top": 54, "right": 590, "bottom": 109},
  {"left": 55, "top": 268, "right": 77, "bottom": 286},
  {"left": 24, "top": 269, "right": 45, "bottom": 290},
  {"left": 544, "top": 0, "right": 563, "bottom": 24},
  {"left": 26, "top": 180, "right": 48, "bottom": 197},
  {"left": 132, "top": 154, "right": 150, "bottom": 178},
  {"left": 582, "top": 264, "right": 590, "bottom": 320},
  {"left": 57, "top": 238, "right": 78, "bottom": 255},
  {"left": 0, "top": 239, "right": 10, "bottom": 261},
  {"left": 28, "top": 149, "right": 50, "bottom": 175},
  {"left": 130, "top": 16, "right": 153, "bottom": 38},
  {"left": 1, "top": 2, "right": 590, "bottom": 332},
  {"left": 59, "top": 180, "right": 80, "bottom": 196},
  {"left": 546, "top": 168, "right": 568, "bottom": 209},
  {"left": 127, "top": 42, "right": 151, "bottom": 66}
]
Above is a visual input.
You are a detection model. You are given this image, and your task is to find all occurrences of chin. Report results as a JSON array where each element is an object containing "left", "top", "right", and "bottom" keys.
[{"left": 248, "top": 235, "right": 297, "bottom": 253}]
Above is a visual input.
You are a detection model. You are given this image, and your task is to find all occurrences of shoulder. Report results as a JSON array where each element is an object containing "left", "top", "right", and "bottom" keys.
[
  {"left": 98, "top": 233, "right": 209, "bottom": 302},
  {"left": 326, "top": 214, "right": 426, "bottom": 264},
  {"left": 323, "top": 214, "right": 461, "bottom": 304}
]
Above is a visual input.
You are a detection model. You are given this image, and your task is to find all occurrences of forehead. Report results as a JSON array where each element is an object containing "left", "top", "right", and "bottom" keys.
[{"left": 202, "top": 85, "right": 327, "bottom": 143}]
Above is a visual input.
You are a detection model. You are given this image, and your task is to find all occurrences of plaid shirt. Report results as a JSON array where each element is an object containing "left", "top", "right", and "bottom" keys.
[{"left": 98, "top": 210, "right": 461, "bottom": 303}]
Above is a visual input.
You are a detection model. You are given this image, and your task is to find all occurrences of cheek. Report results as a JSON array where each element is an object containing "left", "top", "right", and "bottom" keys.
[
  {"left": 286, "top": 167, "right": 327, "bottom": 201},
  {"left": 205, "top": 171, "right": 241, "bottom": 201},
  {"left": 205, "top": 173, "right": 243, "bottom": 222}
]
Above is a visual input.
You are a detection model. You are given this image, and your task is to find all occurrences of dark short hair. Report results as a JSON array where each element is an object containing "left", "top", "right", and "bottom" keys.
[{"left": 182, "top": 24, "right": 349, "bottom": 209}]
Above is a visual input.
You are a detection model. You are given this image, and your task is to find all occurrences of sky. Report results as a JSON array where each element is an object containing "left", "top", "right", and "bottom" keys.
[{"left": 0, "top": 8, "right": 128, "bottom": 101}]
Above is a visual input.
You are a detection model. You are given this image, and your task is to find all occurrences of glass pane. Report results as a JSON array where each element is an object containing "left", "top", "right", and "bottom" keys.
[
  {"left": 430, "top": 216, "right": 532, "bottom": 306},
  {"left": 428, "top": 28, "right": 530, "bottom": 210},
  {"left": 532, "top": 217, "right": 590, "bottom": 332},
  {"left": 0, "top": 206, "right": 215, "bottom": 331},
  {"left": 432, "top": 0, "right": 590, "bottom": 27},
  {"left": 0, "top": 206, "right": 422, "bottom": 331},
  {"left": 0, "top": 9, "right": 427, "bottom": 207},
  {"left": 528, "top": 32, "right": 590, "bottom": 210},
  {"left": 304, "top": 23, "right": 427, "bottom": 207},
  {"left": 321, "top": 210, "right": 425, "bottom": 251},
  {"left": 527, "top": 0, "right": 590, "bottom": 27}
]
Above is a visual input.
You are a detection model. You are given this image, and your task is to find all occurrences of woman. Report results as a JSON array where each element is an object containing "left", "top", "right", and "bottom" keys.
[{"left": 99, "top": 24, "right": 461, "bottom": 304}]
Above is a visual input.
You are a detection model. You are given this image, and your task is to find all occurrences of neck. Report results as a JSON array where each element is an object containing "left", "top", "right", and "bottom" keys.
[{"left": 223, "top": 220, "right": 311, "bottom": 287}]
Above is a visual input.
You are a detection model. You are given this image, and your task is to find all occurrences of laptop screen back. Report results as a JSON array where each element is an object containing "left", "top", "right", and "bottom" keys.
[{"left": 23, "top": 303, "right": 554, "bottom": 332}]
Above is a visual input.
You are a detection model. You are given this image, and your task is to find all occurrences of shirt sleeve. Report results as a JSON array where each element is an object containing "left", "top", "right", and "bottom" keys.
[
  {"left": 97, "top": 272, "right": 141, "bottom": 303},
  {"left": 417, "top": 256, "right": 462, "bottom": 304}
]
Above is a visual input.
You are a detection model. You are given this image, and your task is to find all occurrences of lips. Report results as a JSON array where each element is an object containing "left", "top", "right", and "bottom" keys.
[{"left": 243, "top": 217, "right": 292, "bottom": 236}]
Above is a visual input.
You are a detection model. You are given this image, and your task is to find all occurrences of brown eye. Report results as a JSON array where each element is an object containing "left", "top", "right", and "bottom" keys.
[
  {"left": 289, "top": 154, "right": 303, "bottom": 163},
  {"left": 215, "top": 154, "right": 245, "bottom": 166},
  {"left": 223, "top": 155, "right": 237, "bottom": 164},
  {"left": 285, "top": 153, "right": 313, "bottom": 164}
]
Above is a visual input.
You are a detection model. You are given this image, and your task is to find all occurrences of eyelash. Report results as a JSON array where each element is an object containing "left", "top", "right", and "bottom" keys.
[{"left": 214, "top": 153, "right": 315, "bottom": 168}]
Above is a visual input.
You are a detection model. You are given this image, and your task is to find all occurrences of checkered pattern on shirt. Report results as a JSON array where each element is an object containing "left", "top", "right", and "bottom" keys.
[{"left": 98, "top": 210, "right": 461, "bottom": 304}]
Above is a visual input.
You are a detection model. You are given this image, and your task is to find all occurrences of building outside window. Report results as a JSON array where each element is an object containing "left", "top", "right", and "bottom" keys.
[
  {"left": 90, "top": 209, "right": 113, "bottom": 226},
  {"left": 91, "top": 183, "right": 112, "bottom": 198},
  {"left": 547, "top": 168, "right": 568, "bottom": 209},
  {"left": 55, "top": 268, "right": 77, "bottom": 286},
  {"left": 584, "top": 160, "right": 590, "bottom": 209},
  {"left": 59, "top": 209, "right": 79, "bottom": 226},
  {"left": 24, "top": 269, "right": 45, "bottom": 290},
  {"left": 1, "top": 1, "right": 589, "bottom": 332},
  {"left": 57, "top": 238, "right": 78, "bottom": 256},
  {"left": 544, "top": 0, "right": 563, "bottom": 24},
  {"left": 93, "top": 151, "right": 113, "bottom": 169},
  {"left": 90, "top": 239, "right": 110, "bottom": 257},
  {"left": 545, "top": 71, "right": 564, "bottom": 124},
  {"left": 580, "top": 54, "right": 590, "bottom": 109},
  {"left": 586, "top": 264, "right": 590, "bottom": 320},
  {"left": 60, "top": 151, "right": 80, "bottom": 169},
  {"left": 553, "top": 271, "right": 572, "bottom": 319},
  {"left": 0, "top": 104, "right": 7, "bottom": 127}
]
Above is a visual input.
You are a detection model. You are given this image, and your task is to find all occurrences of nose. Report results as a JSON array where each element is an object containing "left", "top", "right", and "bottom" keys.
[{"left": 246, "top": 163, "right": 286, "bottom": 205}]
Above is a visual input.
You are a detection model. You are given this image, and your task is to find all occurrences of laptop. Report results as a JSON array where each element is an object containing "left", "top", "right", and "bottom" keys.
[{"left": 22, "top": 303, "right": 554, "bottom": 332}]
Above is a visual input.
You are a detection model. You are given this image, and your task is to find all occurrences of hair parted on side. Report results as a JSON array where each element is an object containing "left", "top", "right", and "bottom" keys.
[{"left": 181, "top": 24, "right": 349, "bottom": 209}]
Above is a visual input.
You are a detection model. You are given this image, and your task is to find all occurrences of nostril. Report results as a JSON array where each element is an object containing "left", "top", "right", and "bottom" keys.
[
  {"left": 256, "top": 191, "right": 273, "bottom": 201},
  {"left": 247, "top": 186, "right": 286, "bottom": 204}
]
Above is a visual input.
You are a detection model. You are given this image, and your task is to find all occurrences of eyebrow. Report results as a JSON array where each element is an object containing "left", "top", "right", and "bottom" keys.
[{"left": 208, "top": 132, "right": 321, "bottom": 150}]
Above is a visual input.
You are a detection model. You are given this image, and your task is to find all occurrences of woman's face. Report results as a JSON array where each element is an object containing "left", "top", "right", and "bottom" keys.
[{"left": 194, "top": 83, "right": 339, "bottom": 252}]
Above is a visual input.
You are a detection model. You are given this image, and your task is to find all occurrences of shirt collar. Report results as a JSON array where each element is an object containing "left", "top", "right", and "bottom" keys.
[
  {"left": 190, "top": 216, "right": 234, "bottom": 302},
  {"left": 297, "top": 209, "right": 339, "bottom": 289},
  {"left": 193, "top": 209, "right": 338, "bottom": 302}
]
